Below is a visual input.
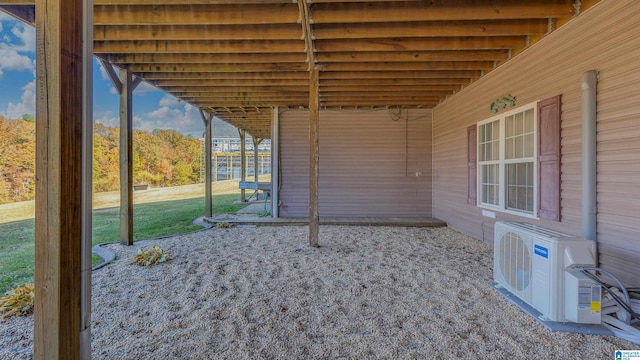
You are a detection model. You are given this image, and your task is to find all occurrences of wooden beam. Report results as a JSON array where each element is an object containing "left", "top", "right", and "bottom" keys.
[
  {"left": 320, "top": 61, "right": 495, "bottom": 72},
  {"left": 98, "top": 59, "right": 121, "bottom": 93},
  {"left": 253, "top": 137, "right": 262, "bottom": 183},
  {"left": 94, "top": 24, "right": 303, "bottom": 41},
  {"left": 80, "top": 1, "right": 94, "bottom": 356},
  {"left": 309, "top": 65, "right": 320, "bottom": 248},
  {"left": 140, "top": 71, "right": 308, "bottom": 80},
  {"left": 313, "top": 19, "right": 549, "bottom": 39},
  {"left": 165, "top": 85, "right": 309, "bottom": 93},
  {"left": 199, "top": 110, "right": 213, "bottom": 217},
  {"left": 119, "top": 68, "right": 139, "bottom": 246},
  {"left": 176, "top": 91, "right": 309, "bottom": 98},
  {"left": 320, "top": 70, "right": 481, "bottom": 79},
  {"left": 320, "top": 85, "right": 456, "bottom": 92},
  {"left": 105, "top": 52, "right": 306, "bottom": 64},
  {"left": 315, "top": 50, "right": 510, "bottom": 62},
  {"left": 320, "top": 78, "right": 471, "bottom": 86},
  {"left": 0, "top": 4, "right": 35, "bottom": 23},
  {"left": 94, "top": 4, "right": 300, "bottom": 25},
  {"left": 94, "top": 39, "right": 305, "bottom": 54},
  {"left": 154, "top": 79, "right": 308, "bottom": 87},
  {"left": 311, "top": 1, "right": 576, "bottom": 23},
  {"left": 34, "top": 0, "right": 85, "bottom": 357},
  {"left": 126, "top": 63, "right": 307, "bottom": 73},
  {"left": 315, "top": 36, "right": 527, "bottom": 52},
  {"left": 321, "top": 100, "right": 441, "bottom": 107},
  {"left": 0, "top": 0, "right": 297, "bottom": 3},
  {"left": 297, "top": 0, "right": 315, "bottom": 69}
]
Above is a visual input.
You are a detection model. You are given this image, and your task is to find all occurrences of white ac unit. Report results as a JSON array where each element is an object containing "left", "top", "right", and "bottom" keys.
[{"left": 493, "top": 221, "right": 600, "bottom": 323}]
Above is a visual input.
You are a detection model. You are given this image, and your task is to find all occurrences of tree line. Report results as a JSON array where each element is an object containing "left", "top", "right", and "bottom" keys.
[{"left": 0, "top": 115, "right": 203, "bottom": 204}]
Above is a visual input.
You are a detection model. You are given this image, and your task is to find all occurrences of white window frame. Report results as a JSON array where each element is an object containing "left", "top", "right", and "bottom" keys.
[{"left": 477, "top": 102, "right": 538, "bottom": 218}]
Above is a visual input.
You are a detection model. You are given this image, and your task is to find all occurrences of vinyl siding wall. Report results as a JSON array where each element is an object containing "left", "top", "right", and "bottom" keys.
[
  {"left": 432, "top": 0, "right": 640, "bottom": 287},
  {"left": 279, "top": 109, "right": 432, "bottom": 218}
]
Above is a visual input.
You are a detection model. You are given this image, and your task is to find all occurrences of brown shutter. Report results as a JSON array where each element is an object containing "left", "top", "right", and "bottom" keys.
[
  {"left": 467, "top": 125, "right": 477, "bottom": 204},
  {"left": 537, "top": 95, "right": 562, "bottom": 221}
]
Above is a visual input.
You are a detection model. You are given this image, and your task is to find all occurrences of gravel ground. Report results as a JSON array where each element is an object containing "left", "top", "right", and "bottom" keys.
[{"left": 0, "top": 226, "right": 635, "bottom": 359}]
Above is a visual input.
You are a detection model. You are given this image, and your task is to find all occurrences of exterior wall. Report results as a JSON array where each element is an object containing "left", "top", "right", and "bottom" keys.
[
  {"left": 279, "top": 109, "right": 432, "bottom": 218},
  {"left": 432, "top": 0, "right": 640, "bottom": 287}
]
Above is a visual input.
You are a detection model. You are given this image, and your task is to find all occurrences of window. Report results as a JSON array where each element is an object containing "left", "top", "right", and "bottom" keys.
[{"left": 477, "top": 104, "right": 537, "bottom": 215}]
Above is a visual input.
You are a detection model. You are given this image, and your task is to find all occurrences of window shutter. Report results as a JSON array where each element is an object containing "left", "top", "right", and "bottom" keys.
[
  {"left": 537, "top": 95, "right": 562, "bottom": 221},
  {"left": 467, "top": 125, "right": 477, "bottom": 204}
]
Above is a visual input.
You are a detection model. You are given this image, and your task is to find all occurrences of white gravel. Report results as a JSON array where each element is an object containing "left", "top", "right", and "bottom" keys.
[{"left": 0, "top": 226, "right": 635, "bottom": 359}]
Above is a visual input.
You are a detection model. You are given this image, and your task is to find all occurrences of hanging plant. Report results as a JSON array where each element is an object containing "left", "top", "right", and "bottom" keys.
[{"left": 490, "top": 94, "right": 516, "bottom": 113}]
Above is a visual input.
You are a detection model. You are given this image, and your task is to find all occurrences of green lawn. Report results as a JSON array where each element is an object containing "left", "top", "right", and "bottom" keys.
[{"left": 0, "top": 193, "right": 246, "bottom": 294}]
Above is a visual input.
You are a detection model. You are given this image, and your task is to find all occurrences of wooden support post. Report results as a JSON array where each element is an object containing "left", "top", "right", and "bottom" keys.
[
  {"left": 119, "top": 69, "right": 134, "bottom": 246},
  {"left": 239, "top": 130, "right": 247, "bottom": 202},
  {"left": 34, "top": 0, "right": 87, "bottom": 357},
  {"left": 100, "top": 59, "right": 140, "bottom": 246},
  {"left": 214, "top": 154, "right": 218, "bottom": 182},
  {"left": 253, "top": 138, "right": 263, "bottom": 184},
  {"left": 200, "top": 110, "right": 213, "bottom": 217},
  {"left": 80, "top": 0, "right": 94, "bottom": 356},
  {"left": 309, "top": 66, "right": 320, "bottom": 247}
]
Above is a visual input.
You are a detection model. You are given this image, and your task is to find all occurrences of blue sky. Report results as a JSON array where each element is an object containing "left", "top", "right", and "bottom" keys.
[{"left": 0, "top": 11, "right": 235, "bottom": 138}]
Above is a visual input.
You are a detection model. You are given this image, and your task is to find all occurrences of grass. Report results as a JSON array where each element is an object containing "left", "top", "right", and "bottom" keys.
[{"left": 0, "top": 190, "right": 247, "bottom": 294}]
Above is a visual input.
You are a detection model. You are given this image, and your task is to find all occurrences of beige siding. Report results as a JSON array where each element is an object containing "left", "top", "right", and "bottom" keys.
[
  {"left": 279, "top": 109, "right": 432, "bottom": 218},
  {"left": 432, "top": 0, "right": 640, "bottom": 286}
]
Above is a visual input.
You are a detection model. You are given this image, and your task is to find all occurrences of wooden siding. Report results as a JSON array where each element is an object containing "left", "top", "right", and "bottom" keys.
[
  {"left": 279, "top": 109, "right": 432, "bottom": 218},
  {"left": 432, "top": 0, "right": 640, "bottom": 287}
]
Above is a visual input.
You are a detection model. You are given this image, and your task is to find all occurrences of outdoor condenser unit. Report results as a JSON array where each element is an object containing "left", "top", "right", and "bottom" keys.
[{"left": 493, "top": 221, "right": 601, "bottom": 324}]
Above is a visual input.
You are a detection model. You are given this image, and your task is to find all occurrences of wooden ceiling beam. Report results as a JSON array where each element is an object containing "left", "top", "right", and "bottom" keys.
[
  {"left": 177, "top": 91, "right": 309, "bottom": 98},
  {"left": 320, "top": 95, "right": 444, "bottom": 101},
  {"left": 94, "top": 40, "right": 304, "bottom": 54},
  {"left": 94, "top": 4, "right": 300, "bottom": 25},
  {"left": 320, "top": 78, "right": 471, "bottom": 86},
  {"left": 151, "top": 78, "right": 309, "bottom": 86},
  {"left": 321, "top": 101, "right": 440, "bottom": 107},
  {"left": 315, "top": 36, "right": 527, "bottom": 52},
  {"left": 315, "top": 50, "right": 510, "bottom": 62},
  {"left": 126, "top": 63, "right": 307, "bottom": 73},
  {"left": 320, "top": 85, "right": 457, "bottom": 92},
  {"left": 94, "top": 24, "right": 303, "bottom": 41},
  {"left": 164, "top": 85, "right": 309, "bottom": 93},
  {"left": 320, "top": 70, "right": 481, "bottom": 79},
  {"left": 311, "top": 1, "right": 575, "bottom": 23},
  {"left": 3, "top": 0, "right": 295, "bottom": 3},
  {"left": 313, "top": 19, "right": 549, "bottom": 39},
  {"left": 140, "top": 71, "right": 308, "bottom": 80},
  {"left": 320, "top": 91, "right": 453, "bottom": 97},
  {"left": 321, "top": 61, "right": 494, "bottom": 72},
  {"left": 192, "top": 99, "right": 309, "bottom": 107},
  {"left": 105, "top": 53, "right": 306, "bottom": 64}
]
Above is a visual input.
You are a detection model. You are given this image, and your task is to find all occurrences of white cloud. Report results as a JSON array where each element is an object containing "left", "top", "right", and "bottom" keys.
[
  {"left": 4, "top": 80, "right": 35, "bottom": 118},
  {"left": 0, "top": 16, "right": 35, "bottom": 78},
  {"left": 10, "top": 23, "right": 35, "bottom": 52},
  {"left": 159, "top": 94, "right": 180, "bottom": 107},
  {"left": 0, "top": 48, "right": 34, "bottom": 76}
]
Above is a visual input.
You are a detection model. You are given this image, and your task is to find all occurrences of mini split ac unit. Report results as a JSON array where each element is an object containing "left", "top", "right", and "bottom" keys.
[{"left": 493, "top": 221, "right": 601, "bottom": 324}]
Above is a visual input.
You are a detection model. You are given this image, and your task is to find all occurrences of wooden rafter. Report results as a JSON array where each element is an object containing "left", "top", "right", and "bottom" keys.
[{"left": 2, "top": 0, "right": 597, "bottom": 140}]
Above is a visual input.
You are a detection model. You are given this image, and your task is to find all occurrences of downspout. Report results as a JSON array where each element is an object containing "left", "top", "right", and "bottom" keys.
[{"left": 581, "top": 70, "right": 598, "bottom": 249}]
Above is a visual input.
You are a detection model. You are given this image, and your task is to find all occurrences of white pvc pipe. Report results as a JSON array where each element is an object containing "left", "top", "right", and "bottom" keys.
[
  {"left": 581, "top": 70, "right": 598, "bottom": 243},
  {"left": 271, "top": 107, "right": 280, "bottom": 218}
]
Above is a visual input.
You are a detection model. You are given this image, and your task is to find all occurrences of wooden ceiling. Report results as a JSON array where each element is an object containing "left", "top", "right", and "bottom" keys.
[{"left": 2, "top": 0, "right": 599, "bottom": 139}]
